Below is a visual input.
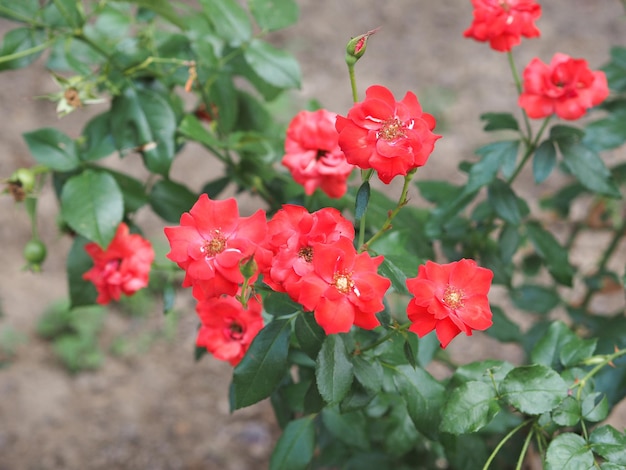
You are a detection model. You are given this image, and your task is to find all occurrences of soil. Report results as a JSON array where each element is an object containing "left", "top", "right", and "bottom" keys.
[{"left": 0, "top": 1, "right": 624, "bottom": 469}]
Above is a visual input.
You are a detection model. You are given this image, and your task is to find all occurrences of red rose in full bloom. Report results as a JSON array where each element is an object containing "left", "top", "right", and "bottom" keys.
[
  {"left": 518, "top": 53, "right": 610, "bottom": 120},
  {"left": 264, "top": 205, "right": 355, "bottom": 298},
  {"left": 463, "top": 0, "right": 541, "bottom": 52},
  {"left": 406, "top": 259, "right": 493, "bottom": 348},
  {"left": 282, "top": 109, "right": 354, "bottom": 198},
  {"left": 335, "top": 85, "right": 441, "bottom": 184},
  {"left": 195, "top": 294, "right": 264, "bottom": 366},
  {"left": 83, "top": 222, "right": 154, "bottom": 305},
  {"left": 295, "top": 237, "right": 390, "bottom": 334},
  {"left": 163, "top": 194, "right": 270, "bottom": 299}
]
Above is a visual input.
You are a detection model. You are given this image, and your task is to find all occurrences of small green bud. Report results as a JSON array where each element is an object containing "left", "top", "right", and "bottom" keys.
[
  {"left": 345, "top": 27, "right": 380, "bottom": 66},
  {"left": 239, "top": 255, "right": 258, "bottom": 280},
  {"left": 23, "top": 239, "right": 47, "bottom": 272}
]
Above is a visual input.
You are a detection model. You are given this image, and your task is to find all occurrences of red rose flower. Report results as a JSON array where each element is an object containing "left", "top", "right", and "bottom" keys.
[
  {"left": 282, "top": 109, "right": 354, "bottom": 198},
  {"left": 83, "top": 222, "right": 154, "bottom": 305},
  {"left": 195, "top": 294, "right": 264, "bottom": 366},
  {"left": 335, "top": 85, "right": 441, "bottom": 184},
  {"left": 463, "top": 0, "right": 541, "bottom": 52},
  {"left": 518, "top": 53, "right": 610, "bottom": 120},
  {"left": 406, "top": 259, "right": 493, "bottom": 348},
  {"left": 295, "top": 237, "right": 390, "bottom": 334},
  {"left": 164, "top": 194, "right": 270, "bottom": 299},
  {"left": 264, "top": 205, "right": 355, "bottom": 298}
]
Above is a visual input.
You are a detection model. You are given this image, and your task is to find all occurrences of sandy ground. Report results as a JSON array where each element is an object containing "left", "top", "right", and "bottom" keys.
[{"left": 0, "top": 1, "right": 624, "bottom": 469}]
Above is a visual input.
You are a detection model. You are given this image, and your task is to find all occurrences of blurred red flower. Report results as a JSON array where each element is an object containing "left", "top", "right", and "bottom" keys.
[
  {"left": 406, "top": 259, "right": 493, "bottom": 348},
  {"left": 295, "top": 237, "right": 390, "bottom": 334},
  {"left": 335, "top": 85, "right": 440, "bottom": 184},
  {"left": 163, "top": 194, "right": 270, "bottom": 299},
  {"left": 464, "top": 0, "right": 541, "bottom": 52},
  {"left": 282, "top": 109, "right": 354, "bottom": 198},
  {"left": 83, "top": 222, "right": 154, "bottom": 305},
  {"left": 264, "top": 205, "right": 355, "bottom": 298},
  {"left": 518, "top": 53, "right": 609, "bottom": 120},
  {"left": 195, "top": 294, "right": 264, "bottom": 366}
]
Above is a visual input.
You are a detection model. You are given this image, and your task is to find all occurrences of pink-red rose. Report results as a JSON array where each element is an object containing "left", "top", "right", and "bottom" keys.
[
  {"left": 406, "top": 259, "right": 493, "bottom": 348},
  {"left": 464, "top": 0, "right": 541, "bottom": 52},
  {"left": 335, "top": 85, "right": 440, "bottom": 184},
  {"left": 195, "top": 294, "right": 264, "bottom": 366},
  {"left": 282, "top": 109, "right": 354, "bottom": 198},
  {"left": 163, "top": 194, "right": 270, "bottom": 300},
  {"left": 83, "top": 222, "right": 154, "bottom": 305},
  {"left": 518, "top": 53, "right": 610, "bottom": 120}
]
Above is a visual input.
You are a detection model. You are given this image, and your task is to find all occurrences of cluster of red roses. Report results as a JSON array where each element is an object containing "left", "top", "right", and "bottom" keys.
[
  {"left": 464, "top": 0, "right": 608, "bottom": 120},
  {"left": 81, "top": 0, "right": 610, "bottom": 367}
]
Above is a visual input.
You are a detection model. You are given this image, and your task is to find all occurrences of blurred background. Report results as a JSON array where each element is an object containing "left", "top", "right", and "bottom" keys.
[{"left": 0, "top": 1, "right": 624, "bottom": 468}]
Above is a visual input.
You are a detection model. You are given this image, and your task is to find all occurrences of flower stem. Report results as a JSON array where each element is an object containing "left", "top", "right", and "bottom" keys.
[
  {"left": 348, "top": 63, "right": 359, "bottom": 104},
  {"left": 482, "top": 419, "right": 533, "bottom": 470},
  {"left": 515, "top": 425, "right": 535, "bottom": 470},
  {"left": 575, "top": 347, "right": 626, "bottom": 400},
  {"left": 362, "top": 169, "right": 416, "bottom": 251},
  {"left": 580, "top": 217, "right": 626, "bottom": 309},
  {"left": 356, "top": 321, "right": 411, "bottom": 354},
  {"left": 507, "top": 51, "right": 533, "bottom": 139}
]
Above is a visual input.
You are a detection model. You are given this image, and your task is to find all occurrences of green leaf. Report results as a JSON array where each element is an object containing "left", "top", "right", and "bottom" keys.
[
  {"left": 550, "top": 124, "right": 585, "bottom": 147},
  {"left": 440, "top": 381, "right": 500, "bottom": 434},
  {"left": 23, "top": 128, "right": 80, "bottom": 172},
  {"left": 480, "top": 112, "right": 519, "bottom": 132},
  {"left": 603, "top": 46, "right": 626, "bottom": 91},
  {"left": 530, "top": 321, "right": 576, "bottom": 369},
  {"left": 294, "top": 313, "right": 325, "bottom": 359},
  {"left": 148, "top": 179, "right": 197, "bottom": 223},
  {"left": 232, "top": 318, "right": 291, "bottom": 409},
  {"left": 110, "top": 87, "right": 177, "bottom": 176},
  {"left": 512, "top": 284, "right": 561, "bottom": 315},
  {"left": 487, "top": 179, "right": 525, "bottom": 225},
  {"left": 244, "top": 38, "right": 301, "bottom": 90},
  {"left": 269, "top": 415, "right": 316, "bottom": 470},
  {"left": 526, "top": 221, "right": 574, "bottom": 286},
  {"left": 560, "top": 337, "right": 597, "bottom": 368},
  {"left": 321, "top": 406, "right": 369, "bottom": 451},
  {"left": 499, "top": 223, "right": 520, "bottom": 261},
  {"left": 66, "top": 236, "right": 98, "bottom": 308},
  {"left": 500, "top": 364, "right": 568, "bottom": 415},
  {"left": 487, "top": 306, "right": 522, "bottom": 343},
  {"left": 249, "top": 0, "right": 299, "bottom": 31},
  {"left": 545, "top": 433, "right": 594, "bottom": 470},
  {"left": 201, "top": 176, "right": 231, "bottom": 199},
  {"left": 464, "top": 140, "right": 520, "bottom": 195},
  {"left": 264, "top": 292, "right": 301, "bottom": 316},
  {"left": 115, "top": 0, "right": 186, "bottom": 29},
  {"left": 61, "top": 170, "right": 124, "bottom": 247},
  {"left": 582, "top": 392, "right": 609, "bottom": 422},
  {"left": 591, "top": 425, "right": 626, "bottom": 465},
  {"left": 451, "top": 360, "right": 514, "bottom": 387},
  {"left": 442, "top": 434, "right": 490, "bottom": 470},
  {"left": 352, "top": 355, "right": 383, "bottom": 393},
  {"left": 354, "top": 181, "right": 370, "bottom": 225},
  {"left": 584, "top": 116, "right": 626, "bottom": 151},
  {"left": 200, "top": 0, "right": 251, "bottom": 45},
  {"left": 0, "top": 27, "right": 46, "bottom": 70},
  {"left": 559, "top": 141, "right": 621, "bottom": 198},
  {"left": 533, "top": 139, "right": 557, "bottom": 183},
  {"left": 104, "top": 169, "right": 148, "bottom": 213},
  {"left": 315, "top": 335, "right": 354, "bottom": 404},
  {"left": 178, "top": 114, "right": 223, "bottom": 149},
  {"left": 416, "top": 180, "right": 463, "bottom": 205},
  {"left": 80, "top": 112, "right": 116, "bottom": 162},
  {"left": 552, "top": 396, "right": 581, "bottom": 427},
  {"left": 0, "top": 0, "right": 40, "bottom": 21},
  {"left": 393, "top": 364, "right": 445, "bottom": 440},
  {"left": 378, "top": 256, "right": 412, "bottom": 295}
]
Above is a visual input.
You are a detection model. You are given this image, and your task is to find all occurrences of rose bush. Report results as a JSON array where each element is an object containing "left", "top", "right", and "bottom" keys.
[{"left": 2, "top": 1, "right": 626, "bottom": 469}]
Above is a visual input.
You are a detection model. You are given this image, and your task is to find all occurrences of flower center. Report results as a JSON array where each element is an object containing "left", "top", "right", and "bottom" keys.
[
  {"left": 201, "top": 231, "right": 226, "bottom": 257},
  {"left": 228, "top": 322, "right": 244, "bottom": 341},
  {"left": 333, "top": 271, "right": 354, "bottom": 294},
  {"left": 298, "top": 246, "right": 314, "bottom": 263},
  {"left": 378, "top": 118, "right": 405, "bottom": 141},
  {"left": 443, "top": 285, "right": 464, "bottom": 310},
  {"left": 315, "top": 149, "right": 327, "bottom": 160}
]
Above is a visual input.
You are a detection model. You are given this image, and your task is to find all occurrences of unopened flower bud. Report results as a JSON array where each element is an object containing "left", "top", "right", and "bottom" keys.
[
  {"left": 345, "top": 27, "right": 380, "bottom": 66},
  {"left": 239, "top": 255, "right": 258, "bottom": 280}
]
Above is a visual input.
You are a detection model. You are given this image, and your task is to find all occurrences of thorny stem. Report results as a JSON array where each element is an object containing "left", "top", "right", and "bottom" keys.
[
  {"left": 361, "top": 169, "right": 417, "bottom": 252},
  {"left": 482, "top": 419, "right": 533, "bottom": 470},
  {"left": 355, "top": 321, "right": 411, "bottom": 354},
  {"left": 574, "top": 347, "right": 626, "bottom": 401},
  {"left": 580, "top": 217, "right": 626, "bottom": 309}
]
